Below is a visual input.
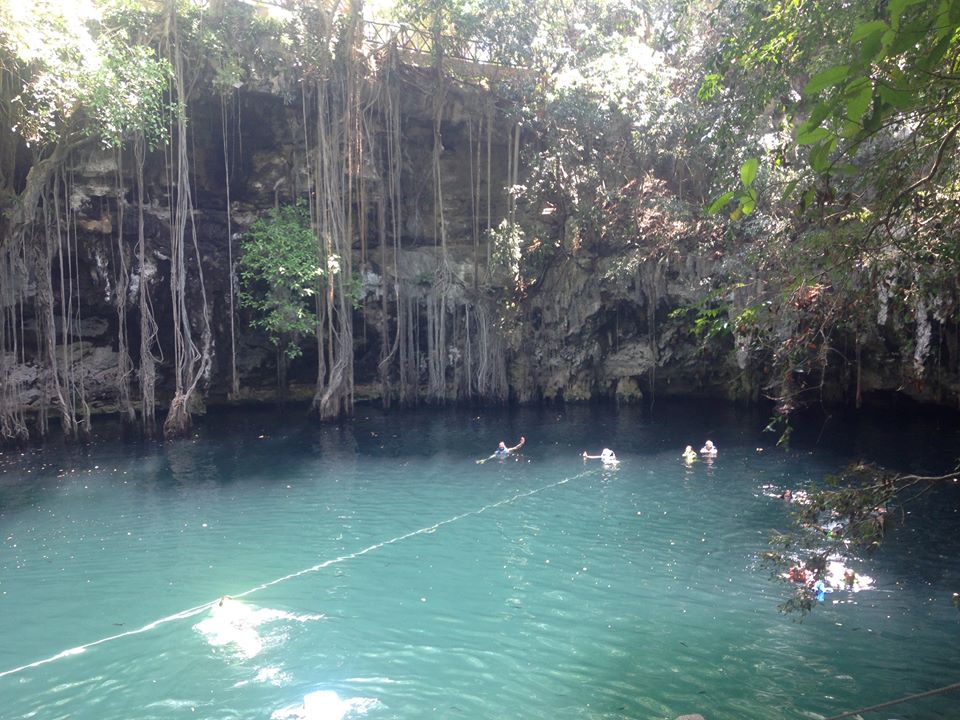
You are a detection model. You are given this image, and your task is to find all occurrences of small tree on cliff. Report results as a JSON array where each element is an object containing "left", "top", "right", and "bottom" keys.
[{"left": 238, "top": 203, "right": 322, "bottom": 390}]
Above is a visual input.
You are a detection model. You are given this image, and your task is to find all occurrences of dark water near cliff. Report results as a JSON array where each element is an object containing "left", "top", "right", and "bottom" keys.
[{"left": 1, "top": 402, "right": 959, "bottom": 720}]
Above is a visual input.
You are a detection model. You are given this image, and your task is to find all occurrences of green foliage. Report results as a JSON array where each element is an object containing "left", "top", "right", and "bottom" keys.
[
  {"left": 794, "top": 1, "right": 960, "bottom": 186},
  {"left": 1, "top": 0, "right": 175, "bottom": 151},
  {"left": 85, "top": 43, "right": 172, "bottom": 149},
  {"left": 709, "top": 157, "right": 760, "bottom": 217},
  {"left": 2, "top": 0, "right": 99, "bottom": 146},
  {"left": 486, "top": 220, "right": 525, "bottom": 277},
  {"left": 739, "top": 157, "right": 759, "bottom": 188},
  {"left": 697, "top": 73, "right": 722, "bottom": 101},
  {"left": 238, "top": 203, "right": 323, "bottom": 360},
  {"left": 347, "top": 272, "right": 365, "bottom": 310},
  {"left": 711, "top": 0, "right": 960, "bottom": 222},
  {"left": 690, "top": 306, "right": 730, "bottom": 338},
  {"left": 684, "top": 0, "right": 960, "bottom": 424},
  {"left": 202, "top": 1, "right": 287, "bottom": 94},
  {"left": 668, "top": 285, "right": 757, "bottom": 341}
]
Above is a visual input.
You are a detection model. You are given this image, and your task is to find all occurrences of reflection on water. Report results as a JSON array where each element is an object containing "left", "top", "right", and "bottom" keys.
[
  {"left": 164, "top": 436, "right": 224, "bottom": 487},
  {"left": 0, "top": 402, "right": 959, "bottom": 720}
]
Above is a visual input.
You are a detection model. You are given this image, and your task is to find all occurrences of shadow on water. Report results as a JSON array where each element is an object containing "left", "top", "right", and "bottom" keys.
[
  {"left": 786, "top": 405, "right": 960, "bottom": 475},
  {"left": 1, "top": 399, "right": 959, "bottom": 720},
  {"left": 5, "top": 398, "right": 960, "bottom": 481}
]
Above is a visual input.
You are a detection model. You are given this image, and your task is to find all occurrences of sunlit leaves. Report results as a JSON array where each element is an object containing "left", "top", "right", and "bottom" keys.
[
  {"left": 707, "top": 190, "right": 736, "bottom": 214},
  {"left": 843, "top": 77, "right": 872, "bottom": 124},
  {"left": 803, "top": 64, "right": 849, "bottom": 95},
  {"left": 86, "top": 44, "right": 172, "bottom": 149},
  {"left": 728, "top": 0, "right": 959, "bottom": 221},
  {"left": 1, "top": 0, "right": 176, "bottom": 150},
  {"left": 1, "top": 1, "right": 99, "bottom": 145},
  {"left": 739, "top": 187, "right": 757, "bottom": 215},
  {"left": 709, "top": 157, "right": 761, "bottom": 216},
  {"left": 698, "top": 73, "right": 722, "bottom": 101},
  {"left": 740, "top": 157, "right": 759, "bottom": 187},
  {"left": 796, "top": 126, "right": 831, "bottom": 145}
]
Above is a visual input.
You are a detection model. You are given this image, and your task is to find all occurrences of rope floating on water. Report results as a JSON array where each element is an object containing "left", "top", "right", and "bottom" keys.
[
  {"left": 234, "top": 468, "right": 594, "bottom": 599},
  {"left": 0, "top": 467, "right": 596, "bottom": 679},
  {"left": 0, "top": 603, "right": 212, "bottom": 679},
  {"left": 823, "top": 680, "right": 960, "bottom": 720}
]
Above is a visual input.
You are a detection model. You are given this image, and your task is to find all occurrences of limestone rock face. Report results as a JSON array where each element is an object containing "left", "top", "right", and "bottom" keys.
[
  {"left": 509, "top": 237, "right": 750, "bottom": 404},
  {"left": 3, "top": 50, "right": 956, "bottom": 428}
]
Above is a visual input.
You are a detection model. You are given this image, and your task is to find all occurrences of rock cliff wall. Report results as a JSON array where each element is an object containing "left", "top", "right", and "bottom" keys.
[{"left": 4, "top": 58, "right": 957, "bottom": 436}]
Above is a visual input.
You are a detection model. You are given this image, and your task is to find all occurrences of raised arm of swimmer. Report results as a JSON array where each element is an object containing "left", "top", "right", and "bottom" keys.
[
  {"left": 504, "top": 436, "right": 525, "bottom": 454},
  {"left": 477, "top": 436, "right": 526, "bottom": 463}
]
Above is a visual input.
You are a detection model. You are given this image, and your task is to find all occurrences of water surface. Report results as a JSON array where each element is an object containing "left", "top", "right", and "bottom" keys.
[{"left": 1, "top": 403, "right": 959, "bottom": 719}]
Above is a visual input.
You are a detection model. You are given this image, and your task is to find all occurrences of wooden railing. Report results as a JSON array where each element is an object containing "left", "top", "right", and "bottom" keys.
[
  {"left": 363, "top": 20, "right": 514, "bottom": 68},
  {"left": 232, "top": 2, "right": 524, "bottom": 70}
]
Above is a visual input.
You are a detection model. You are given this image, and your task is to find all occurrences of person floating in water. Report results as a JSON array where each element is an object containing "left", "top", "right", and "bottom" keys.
[
  {"left": 843, "top": 569, "right": 857, "bottom": 589},
  {"left": 700, "top": 439, "right": 717, "bottom": 458},
  {"left": 582, "top": 448, "right": 619, "bottom": 467},
  {"left": 682, "top": 445, "right": 698, "bottom": 464},
  {"left": 812, "top": 578, "right": 832, "bottom": 602},
  {"left": 477, "top": 436, "right": 525, "bottom": 464}
]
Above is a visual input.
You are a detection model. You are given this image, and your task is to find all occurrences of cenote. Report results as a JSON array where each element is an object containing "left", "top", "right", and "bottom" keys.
[{"left": 1, "top": 403, "right": 959, "bottom": 720}]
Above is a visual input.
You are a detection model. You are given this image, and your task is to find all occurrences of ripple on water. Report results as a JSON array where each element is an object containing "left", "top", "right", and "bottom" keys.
[{"left": 1, "top": 406, "right": 960, "bottom": 719}]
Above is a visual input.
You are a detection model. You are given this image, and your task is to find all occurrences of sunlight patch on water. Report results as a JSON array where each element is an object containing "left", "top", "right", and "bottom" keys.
[
  {"left": 272, "top": 690, "right": 381, "bottom": 720},
  {"left": 194, "top": 596, "right": 326, "bottom": 660}
]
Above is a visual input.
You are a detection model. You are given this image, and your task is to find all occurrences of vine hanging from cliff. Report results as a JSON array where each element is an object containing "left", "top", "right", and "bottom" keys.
[
  {"left": 162, "top": 4, "right": 213, "bottom": 439},
  {"left": 133, "top": 133, "right": 159, "bottom": 436},
  {"left": 296, "top": 1, "right": 360, "bottom": 420},
  {"left": 0, "top": 233, "right": 29, "bottom": 443},
  {"left": 113, "top": 148, "right": 136, "bottom": 427}
]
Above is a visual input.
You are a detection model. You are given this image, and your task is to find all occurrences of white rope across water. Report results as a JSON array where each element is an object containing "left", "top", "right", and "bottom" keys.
[
  {"left": 234, "top": 467, "right": 594, "bottom": 599},
  {"left": 0, "top": 603, "right": 214, "bottom": 679},
  {"left": 0, "top": 467, "right": 596, "bottom": 680}
]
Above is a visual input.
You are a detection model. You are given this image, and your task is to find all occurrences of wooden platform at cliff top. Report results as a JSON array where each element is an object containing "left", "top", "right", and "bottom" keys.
[{"left": 363, "top": 20, "right": 533, "bottom": 81}]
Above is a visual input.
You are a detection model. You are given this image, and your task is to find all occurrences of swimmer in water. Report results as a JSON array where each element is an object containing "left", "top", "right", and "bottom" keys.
[
  {"left": 477, "top": 436, "right": 525, "bottom": 464},
  {"left": 843, "top": 569, "right": 857, "bottom": 589},
  {"left": 582, "top": 448, "right": 619, "bottom": 466},
  {"left": 201, "top": 595, "right": 262, "bottom": 658},
  {"left": 700, "top": 440, "right": 717, "bottom": 458},
  {"left": 682, "top": 445, "right": 698, "bottom": 464}
]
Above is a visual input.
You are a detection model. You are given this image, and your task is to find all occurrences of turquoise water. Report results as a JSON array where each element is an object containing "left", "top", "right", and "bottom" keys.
[{"left": 1, "top": 403, "right": 959, "bottom": 720}]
